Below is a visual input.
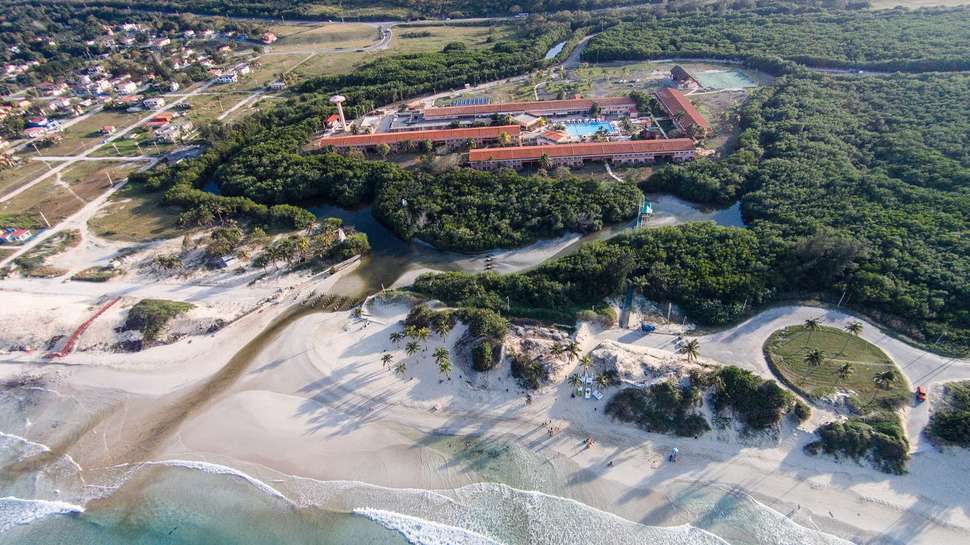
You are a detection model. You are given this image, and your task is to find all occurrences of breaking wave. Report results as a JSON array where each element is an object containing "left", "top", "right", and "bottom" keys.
[{"left": 0, "top": 497, "right": 83, "bottom": 533}]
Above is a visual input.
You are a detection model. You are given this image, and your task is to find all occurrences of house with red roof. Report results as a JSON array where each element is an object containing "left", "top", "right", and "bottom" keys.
[{"left": 653, "top": 88, "right": 711, "bottom": 139}]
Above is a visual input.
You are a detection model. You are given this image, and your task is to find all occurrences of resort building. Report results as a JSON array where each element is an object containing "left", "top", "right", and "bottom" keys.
[
  {"left": 671, "top": 65, "right": 702, "bottom": 89},
  {"left": 308, "top": 125, "right": 521, "bottom": 152},
  {"left": 467, "top": 138, "right": 695, "bottom": 170},
  {"left": 420, "top": 97, "right": 638, "bottom": 121},
  {"left": 654, "top": 88, "right": 711, "bottom": 139}
]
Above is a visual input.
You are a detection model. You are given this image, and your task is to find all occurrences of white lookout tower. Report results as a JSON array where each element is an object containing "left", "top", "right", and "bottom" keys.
[{"left": 329, "top": 95, "right": 347, "bottom": 131}]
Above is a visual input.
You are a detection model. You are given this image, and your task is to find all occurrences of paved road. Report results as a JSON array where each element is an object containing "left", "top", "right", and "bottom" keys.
[{"left": 32, "top": 156, "right": 153, "bottom": 162}]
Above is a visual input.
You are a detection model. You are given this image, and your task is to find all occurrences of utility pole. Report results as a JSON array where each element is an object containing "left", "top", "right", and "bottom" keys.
[
  {"left": 666, "top": 302, "right": 671, "bottom": 323},
  {"left": 106, "top": 171, "right": 113, "bottom": 187},
  {"left": 39, "top": 211, "right": 51, "bottom": 228}
]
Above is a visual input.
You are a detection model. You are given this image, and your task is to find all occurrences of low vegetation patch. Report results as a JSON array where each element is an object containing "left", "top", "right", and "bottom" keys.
[
  {"left": 509, "top": 351, "right": 549, "bottom": 390},
  {"left": 807, "top": 413, "right": 909, "bottom": 475},
  {"left": 14, "top": 230, "right": 80, "bottom": 277},
  {"left": 71, "top": 266, "right": 122, "bottom": 283},
  {"left": 710, "top": 366, "right": 800, "bottom": 431},
  {"left": 606, "top": 381, "right": 710, "bottom": 438},
  {"left": 123, "top": 299, "right": 195, "bottom": 343},
  {"left": 927, "top": 382, "right": 970, "bottom": 448},
  {"left": 404, "top": 304, "right": 508, "bottom": 372}
]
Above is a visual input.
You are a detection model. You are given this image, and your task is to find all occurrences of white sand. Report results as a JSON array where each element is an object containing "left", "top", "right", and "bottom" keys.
[{"left": 7, "top": 298, "right": 965, "bottom": 545}]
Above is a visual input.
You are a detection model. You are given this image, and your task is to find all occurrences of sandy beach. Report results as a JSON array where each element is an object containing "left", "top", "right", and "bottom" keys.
[{"left": 3, "top": 290, "right": 969, "bottom": 545}]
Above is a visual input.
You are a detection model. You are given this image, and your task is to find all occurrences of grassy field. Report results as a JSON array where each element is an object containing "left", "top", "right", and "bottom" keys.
[
  {"left": 38, "top": 110, "right": 143, "bottom": 157},
  {"left": 391, "top": 24, "right": 506, "bottom": 54},
  {"left": 267, "top": 23, "right": 378, "bottom": 53},
  {"left": 764, "top": 325, "right": 910, "bottom": 410},
  {"left": 88, "top": 182, "right": 182, "bottom": 242},
  {"left": 0, "top": 161, "right": 142, "bottom": 227},
  {"left": 0, "top": 161, "right": 48, "bottom": 197}
]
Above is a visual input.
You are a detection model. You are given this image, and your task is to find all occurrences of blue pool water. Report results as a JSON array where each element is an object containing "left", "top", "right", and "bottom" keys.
[{"left": 564, "top": 121, "right": 616, "bottom": 138}]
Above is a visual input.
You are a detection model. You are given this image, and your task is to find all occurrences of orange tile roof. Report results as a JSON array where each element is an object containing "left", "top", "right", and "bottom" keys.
[
  {"left": 654, "top": 88, "right": 711, "bottom": 131},
  {"left": 309, "top": 125, "right": 520, "bottom": 149},
  {"left": 540, "top": 130, "right": 569, "bottom": 142},
  {"left": 423, "top": 97, "right": 636, "bottom": 119},
  {"left": 468, "top": 139, "right": 695, "bottom": 162}
]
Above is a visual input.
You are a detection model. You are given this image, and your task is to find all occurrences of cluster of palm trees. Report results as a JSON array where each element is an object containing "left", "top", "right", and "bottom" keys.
[
  {"left": 382, "top": 320, "right": 455, "bottom": 379},
  {"left": 799, "top": 318, "right": 897, "bottom": 389}
]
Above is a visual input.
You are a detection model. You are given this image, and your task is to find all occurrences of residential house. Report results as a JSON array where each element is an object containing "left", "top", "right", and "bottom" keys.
[
  {"left": 143, "top": 97, "right": 167, "bottom": 110},
  {"left": 1, "top": 228, "right": 33, "bottom": 244},
  {"left": 261, "top": 32, "right": 278, "bottom": 44},
  {"left": 24, "top": 127, "right": 48, "bottom": 139},
  {"left": 233, "top": 63, "right": 251, "bottom": 76},
  {"left": 214, "top": 73, "right": 238, "bottom": 84},
  {"left": 154, "top": 121, "right": 196, "bottom": 144},
  {"left": 114, "top": 81, "right": 138, "bottom": 95},
  {"left": 268, "top": 80, "right": 286, "bottom": 91}
]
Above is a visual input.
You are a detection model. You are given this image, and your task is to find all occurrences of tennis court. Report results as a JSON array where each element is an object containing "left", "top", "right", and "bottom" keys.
[{"left": 693, "top": 70, "right": 757, "bottom": 89}]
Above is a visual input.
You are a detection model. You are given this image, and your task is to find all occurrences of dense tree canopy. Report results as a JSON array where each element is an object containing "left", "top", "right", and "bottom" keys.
[{"left": 583, "top": 6, "right": 970, "bottom": 72}]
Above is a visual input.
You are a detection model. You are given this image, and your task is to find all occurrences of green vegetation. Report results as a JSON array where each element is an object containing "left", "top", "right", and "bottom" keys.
[
  {"left": 71, "top": 265, "right": 122, "bottom": 282},
  {"left": 122, "top": 299, "right": 195, "bottom": 342},
  {"left": 606, "top": 381, "right": 710, "bottom": 438},
  {"left": 710, "top": 366, "right": 800, "bottom": 431},
  {"left": 764, "top": 325, "right": 909, "bottom": 410},
  {"left": 927, "top": 382, "right": 970, "bottom": 448},
  {"left": 807, "top": 413, "right": 909, "bottom": 474},
  {"left": 584, "top": 7, "right": 970, "bottom": 72},
  {"left": 374, "top": 169, "right": 639, "bottom": 251},
  {"left": 509, "top": 351, "right": 548, "bottom": 390},
  {"left": 403, "top": 304, "right": 508, "bottom": 372}
]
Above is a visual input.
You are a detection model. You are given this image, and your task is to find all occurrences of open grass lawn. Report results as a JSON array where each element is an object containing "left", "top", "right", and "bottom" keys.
[
  {"left": 268, "top": 23, "right": 378, "bottom": 53},
  {"left": 88, "top": 182, "right": 182, "bottom": 242},
  {"left": 180, "top": 93, "right": 252, "bottom": 124},
  {"left": 0, "top": 247, "right": 14, "bottom": 260},
  {"left": 39, "top": 110, "right": 143, "bottom": 157},
  {"left": 391, "top": 24, "right": 506, "bottom": 55},
  {"left": 764, "top": 325, "right": 910, "bottom": 409},
  {"left": 0, "top": 161, "right": 48, "bottom": 197}
]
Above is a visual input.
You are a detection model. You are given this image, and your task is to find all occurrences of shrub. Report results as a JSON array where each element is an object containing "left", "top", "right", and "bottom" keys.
[
  {"left": 510, "top": 352, "right": 548, "bottom": 390},
  {"left": 123, "top": 299, "right": 195, "bottom": 342},
  {"left": 711, "top": 366, "right": 795, "bottom": 431},
  {"left": 792, "top": 399, "right": 812, "bottom": 424},
  {"left": 808, "top": 412, "right": 909, "bottom": 474},
  {"left": 606, "top": 382, "right": 710, "bottom": 438},
  {"left": 927, "top": 382, "right": 970, "bottom": 448}
]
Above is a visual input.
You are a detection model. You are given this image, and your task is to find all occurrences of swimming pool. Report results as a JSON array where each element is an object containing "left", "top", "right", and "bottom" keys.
[{"left": 564, "top": 121, "right": 616, "bottom": 138}]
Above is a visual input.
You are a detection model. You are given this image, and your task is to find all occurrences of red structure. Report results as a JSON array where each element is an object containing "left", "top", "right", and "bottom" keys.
[
  {"left": 308, "top": 125, "right": 521, "bottom": 152},
  {"left": 46, "top": 297, "right": 121, "bottom": 359},
  {"left": 467, "top": 138, "right": 695, "bottom": 170},
  {"left": 421, "top": 97, "right": 638, "bottom": 120},
  {"left": 654, "top": 88, "right": 711, "bottom": 138}
]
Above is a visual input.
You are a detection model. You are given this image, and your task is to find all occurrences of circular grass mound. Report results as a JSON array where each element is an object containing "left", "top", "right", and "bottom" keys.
[{"left": 763, "top": 324, "right": 909, "bottom": 410}]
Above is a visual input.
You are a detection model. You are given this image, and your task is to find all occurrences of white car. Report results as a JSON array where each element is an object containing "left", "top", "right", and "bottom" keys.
[{"left": 584, "top": 388, "right": 592, "bottom": 400}]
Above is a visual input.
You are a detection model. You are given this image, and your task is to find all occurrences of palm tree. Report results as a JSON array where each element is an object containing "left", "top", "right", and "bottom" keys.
[
  {"left": 803, "top": 317, "right": 822, "bottom": 346},
  {"left": 381, "top": 353, "right": 393, "bottom": 368},
  {"left": 434, "top": 349, "right": 452, "bottom": 378},
  {"left": 565, "top": 341, "right": 582, "bottom": 362},
  {"left": 394, "top": 361, "right": 408, "bottom": 376},
  {"left": 580, "top": 355, "right": 594, "bottom": 375},
  {"left": 567, "top": 374, "right": 582, "bottom": 390},
  {"left": 415, "top": 327, "right": 431, "bottom": 343},
  {"left": 432, "top": 319, "right": 452, "bottom": 338},
  {"left": 403, "top": 325, "right": 418, "bottom": 339},
  {"left": 803, "top": 348, "right": 825, "bottom": 368},
  {"left": 873, "top": 369, "right": 898, "bottom": 390},
  {"left": 680, "top": 339, "right": 700, "bottom": 362},
  {"left": 837, "top": 363, "right": 854, "bottom": 381},
  {"left": 595, "top": 374, "right": 610, "bottom": 389},
  {"left": 549, "top": 343, "right": 564, "bottom": 357},
  {"left": 390, "top": 332, "right": 404, "bottom": 344},
  {"left": 405, "top": 341, "right": 420, "bottom": 357},
  {"left": 840, "top": 321, "right": 864, "bottom": 356}
]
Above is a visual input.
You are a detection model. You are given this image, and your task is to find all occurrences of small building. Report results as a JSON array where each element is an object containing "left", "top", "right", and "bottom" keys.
[
  {"left": 167, "top": 81, "right": 180, "bottom": 92},
  {"left": 1, "top": 228, "right": 33, "bottom": 243},
  {"left": 233, "top": 63, "right": 251, "bottom": 76},
  {"left": 214, "top": 73, "right": 238, "bottom": 84},
  {"left": 654, "top": 88, "right": 712, "bottom": 139},
  {"left": 268, "top": 80, "right": 286, "bottom": 91},
  {"left": 115, "top": 81, "right": 138, "bottom": 95},
  {"left": 261, "top": 32, "right": 278, "bottom": 45},
  {"left": 671, "top": 65, "right": 701, "bottom": 89},
  {"left": 27, "top": 116, "right": 49, "bottom": 127},
  {"left": 143, "top": 97, "right": 167, "bottom": 110},
  {"left": 145, "top": 112, "right": 175, "bottom": 128},
  {"left": 536, "top": 130, "right": 570, "bottom": 145},
  {"left": 512, "top": 113, "right": 542, "bottom": 130},
  {"left": 308, "top": 125, "right": 522, "bottom": 153},
  {"left": 24, "top": 127, "right": 48, "bottom": 139},
  {"left": 101, "top": 125, "right": 117, "bottom": 135},
  {"left": 324, "top": 113, "right": 341, "bottom": 129},
  {"left": 154, "top": 121, "right": 196, "bottom": 144}
]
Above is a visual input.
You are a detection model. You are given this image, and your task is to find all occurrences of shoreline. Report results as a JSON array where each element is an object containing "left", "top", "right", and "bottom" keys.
[{"left": 8, "top": 298, "right": 966, "bottom": 545}]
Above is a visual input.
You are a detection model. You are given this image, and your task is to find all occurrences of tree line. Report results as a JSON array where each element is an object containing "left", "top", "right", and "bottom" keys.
[{"left": 582, "top": 6, "right": 970, "bottom": 73}]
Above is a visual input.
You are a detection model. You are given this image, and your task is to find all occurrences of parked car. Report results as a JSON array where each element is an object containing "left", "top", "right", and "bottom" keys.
[{"left": 916, "top": 385, "right": 928, "bottom": 402}]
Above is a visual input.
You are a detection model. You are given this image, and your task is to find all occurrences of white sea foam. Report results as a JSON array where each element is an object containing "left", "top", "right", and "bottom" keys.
[
  {"left": 0, "top": 496, "right": 83, "bottom": 533},
  {"left": 139, "top": 460, "right": 293, "bottom": 503},
  {"left": 356, "top": 508, "right": 506, "bottom": 545}
]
